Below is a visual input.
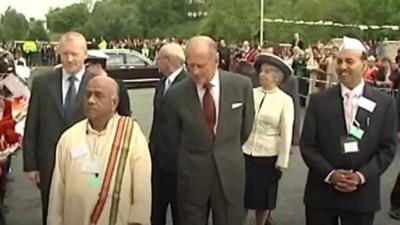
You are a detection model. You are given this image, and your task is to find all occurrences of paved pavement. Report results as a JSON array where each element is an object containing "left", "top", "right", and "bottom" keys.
[{"left": 4, "top": 88, "right": 400, "bottom": 225}]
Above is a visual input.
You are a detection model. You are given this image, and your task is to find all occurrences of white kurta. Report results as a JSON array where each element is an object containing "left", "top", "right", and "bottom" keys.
[{"left": 47, "top": 115, "right": 152, "bottom": 225}]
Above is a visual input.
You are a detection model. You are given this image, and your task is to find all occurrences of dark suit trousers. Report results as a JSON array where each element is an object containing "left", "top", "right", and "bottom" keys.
[
  {"left": 40, "top": 188, "right": 49, "bottom": 225},
  {"left": 306, "top": 207, "right": 375, "bottom": 225},
  {"left": 151, "top": 168, "right": 179, "bottom": 225},
  {"left": 178, "top": 163, "right": 244, "bottom": 225},
  {"left": 39, "top": 180, "right": 51, "bottom": 225},
  {"left": 391, "top": 171, "right": 400, "bottom": 208}
]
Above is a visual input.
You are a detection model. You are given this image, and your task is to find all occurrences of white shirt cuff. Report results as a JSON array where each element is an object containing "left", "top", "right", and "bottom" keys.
[
  {"left": 355, "top": 171, "right": 366, "bottom": 185},
  {"left": 324, "top": 170, "right": 335, "bottom": 184}
]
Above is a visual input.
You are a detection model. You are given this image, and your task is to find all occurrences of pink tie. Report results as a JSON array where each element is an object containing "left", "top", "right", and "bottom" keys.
[{"left": 345, "top": 91, "right": 355, "bottom": 132}]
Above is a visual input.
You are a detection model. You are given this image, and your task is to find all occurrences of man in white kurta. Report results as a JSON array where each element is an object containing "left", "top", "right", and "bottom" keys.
[{"left": 47, "top": 76, "right": 151, "bottom": 225}]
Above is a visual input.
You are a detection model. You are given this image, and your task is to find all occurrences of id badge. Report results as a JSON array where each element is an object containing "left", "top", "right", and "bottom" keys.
[
  {"left": 88, "top": 174, "right": 102, "bottom": 188},
  {"left": 340, "top": 136, "right": 359, "bottom": 154},
  {"left": 349, "top": 126, "right": 364, "bottom": 140}
]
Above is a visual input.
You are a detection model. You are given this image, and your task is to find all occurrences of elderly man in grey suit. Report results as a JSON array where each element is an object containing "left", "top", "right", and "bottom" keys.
[
  {"left": 163, "top": 36, "right": 255, "bottom": 225},
  {"left": 23, "top": 32, "right": 93, "bottom": 225}
]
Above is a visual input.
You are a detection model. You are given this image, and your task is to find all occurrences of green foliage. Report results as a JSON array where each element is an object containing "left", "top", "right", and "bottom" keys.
[
  {"left": 200, "top": 0, "right": 259, "bottom": 41},
  {"left": 46, "top": 3, "right": 90, "bottom": 33},
  {"left": 27, "top": 20, "right": 49, "bottom": 41},
  {"left": 80, "top": 1, "right": 143, "bottom": 39},
  {"left": 2, "top": 0, "right": 400, "bottom": 42},
  {"left": 265, "top": 0, "right": 400, "bottom": 43},
  {"left": 0, "top": 7, "right": 29, "bottom": 40},
  {"left": 137, "top": 0, "right": 188, "bottom": 37}
]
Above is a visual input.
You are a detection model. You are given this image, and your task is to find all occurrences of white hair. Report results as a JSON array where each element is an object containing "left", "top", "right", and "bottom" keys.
[{"left": 159, "top": 43, "right": 185, "bottom": 66}]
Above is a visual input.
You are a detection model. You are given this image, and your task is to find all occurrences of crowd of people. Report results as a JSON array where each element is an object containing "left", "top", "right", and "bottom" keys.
[{"left": 0, "top": 30, "right": 398, "bottom": 225}]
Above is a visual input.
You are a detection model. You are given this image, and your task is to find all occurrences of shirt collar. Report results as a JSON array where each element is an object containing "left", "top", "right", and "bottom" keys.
[
  {"left": 62, "top": 67, "right": 85, "bottom": 83},
  {"left": 340, "top": 80, "right": 365, "bottom": 99},
  {"left": 166, "top": 67, "right": 183, "bottom": 84},
  {"left": 86, "top": 114, "right": 117, "bottom": 136},
  {"left": 196, "top": 69, "right": 220, "bottom": 91}
]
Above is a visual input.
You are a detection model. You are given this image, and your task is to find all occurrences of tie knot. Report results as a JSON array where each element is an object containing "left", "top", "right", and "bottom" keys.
[
  {"left": 346, "top": 91, "right": 355, "bottom": 99},
  {"left": 203, "top": 83, "right": 212, "bottom": 90},
  {"left": 68, "top": 76, "right": 77, "bottom": 83}
]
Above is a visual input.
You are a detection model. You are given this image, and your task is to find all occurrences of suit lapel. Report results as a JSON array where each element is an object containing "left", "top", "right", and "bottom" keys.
[
  {"left": 48, "top": 68, "right": 64, "bottom": 117},
  {"left": 332, "top": 85, "right": 347, "bottom": 136},
  {"left": 215, "top": 71, "right": 227, "bottom": 141}
]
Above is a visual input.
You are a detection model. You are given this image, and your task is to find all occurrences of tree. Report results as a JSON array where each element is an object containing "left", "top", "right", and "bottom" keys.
[
  {"left": 46, "top": 3, "right": 90, "bottom": 33},
  {"left": 200, "top": 0, "right": 259, "bottom": 41},
  {"left": 0, "top": 7, "right": 29, "bottom": 40},
  {"left": 82, "top": 1, "right": 143, "bottom": 39},
  {"left": 27, "top": 20, "right": 49, "bottom": 41},
  {"left": 137, "top": 0, "right": 188, "bottom": 37}
]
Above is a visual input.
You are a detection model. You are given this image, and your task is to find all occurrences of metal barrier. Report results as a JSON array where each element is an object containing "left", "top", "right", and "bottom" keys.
[{"left": 295, "top": 75, "right": 398, "bottom": 106}]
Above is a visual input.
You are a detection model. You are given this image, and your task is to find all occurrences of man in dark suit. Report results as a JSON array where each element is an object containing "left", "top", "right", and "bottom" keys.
[
  {"left": 149, "top": 43, "right": 187, "bottom": 225},
  {"left": 162, "top": 36, "right": 255, "bottom": 225},
  {"left": 23, "top": 32, "right": 93, "bottom": 225},
  {"left": 300, "top": 36, "right": 397, "bottom": 225}
]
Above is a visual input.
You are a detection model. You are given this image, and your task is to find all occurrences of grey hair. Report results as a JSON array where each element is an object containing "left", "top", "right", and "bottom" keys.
[
  {"left": 272, "top": 69, "right": 285, "bottom": 84},
  {"left": 159, "top": 43, "right": 185, "bottom": 66},
  {"left": 259, "top": 63, "right": 285, "bottom": 84}
]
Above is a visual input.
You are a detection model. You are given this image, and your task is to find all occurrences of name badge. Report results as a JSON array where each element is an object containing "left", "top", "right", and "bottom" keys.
[
  {"left": 71, "top": 144, "right": 89, "bottom": 159},
  {"left": 349, "top": 126, "right": 364, "bottom": 140},
  {"left": 82, "top": 160, "right": 100, "bottom": 174},
  {"left": 341, "top": 136, "right": 359, "bottom": 154},
  {"left": 344, "top": 141, "right": 359, "bottom": 153},
  {"left": 359, "top": 97, "right": 376, "bottom": 113}
]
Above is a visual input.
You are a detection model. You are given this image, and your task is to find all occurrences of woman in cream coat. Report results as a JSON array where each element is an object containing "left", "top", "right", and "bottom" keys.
[{"left": 243, "top": 53, "right": 295, "bottom": 225}]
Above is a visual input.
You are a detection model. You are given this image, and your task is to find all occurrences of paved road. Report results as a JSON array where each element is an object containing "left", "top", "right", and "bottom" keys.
[{"left": 5, "top": 88, "right": 400, "bottom": 225}]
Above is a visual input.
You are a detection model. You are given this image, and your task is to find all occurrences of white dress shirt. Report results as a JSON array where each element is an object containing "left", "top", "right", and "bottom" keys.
[
  {"left": 164, "top": 67, "right": 183, "bottom": 93},
  {"left": 62, "top": 67, "right": 85, "bottom": 105},
  {"left": 196, "top": 70, "right": 220, "bottom": 134},
  {"left": 340, "top": 81, "right": 365, "bottom": 132},
  {"left": 243, "top": 87, "right": 294, "bottom": 169}
]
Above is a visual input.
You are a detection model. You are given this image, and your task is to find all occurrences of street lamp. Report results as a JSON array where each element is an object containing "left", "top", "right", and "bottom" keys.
[{"left": 260, "top": 0, "right": 264, "bottom": 44}]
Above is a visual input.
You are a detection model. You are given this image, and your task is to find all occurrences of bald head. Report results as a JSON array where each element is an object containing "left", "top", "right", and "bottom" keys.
[
  {"left": 185, "top": 36, "right": 219, "bottom": 85},
  {"left": 85, "top": 76, "right": 119, "bottom": 122},
  {"left": 58, "top": 31, "right": 88, "bottom": 75},
  {"left": 185, "top": 36, "right": 218, "bottom": 59},
  {"left": 88, "top": 76, "right": 119, "bottom": 98}
]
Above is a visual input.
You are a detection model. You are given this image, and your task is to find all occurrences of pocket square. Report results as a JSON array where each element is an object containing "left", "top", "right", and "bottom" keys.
[{"left": 232, "top": 102, "right": 243, "bottom": 109}]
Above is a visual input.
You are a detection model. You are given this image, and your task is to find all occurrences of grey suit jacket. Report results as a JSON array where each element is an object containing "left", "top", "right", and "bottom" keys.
[
  {"left": 162, "top": 70, "right": 255, "bottom": 204},
  {"left": 300, "top": 85, "right": 397, "bottom": 212},
  {"left": 23, "top": 68, "right": 93, "bottom": 193}
]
